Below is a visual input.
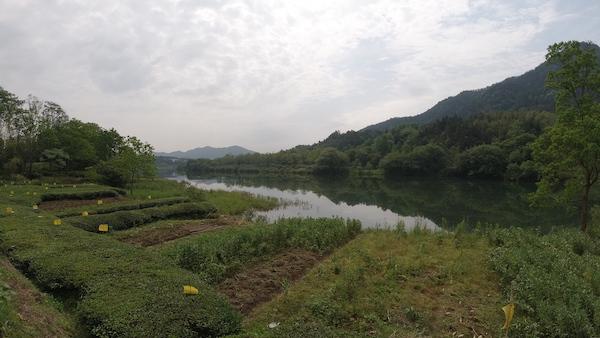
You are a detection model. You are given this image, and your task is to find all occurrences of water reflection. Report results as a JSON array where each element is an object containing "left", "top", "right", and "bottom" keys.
[{"left": 174, "top": 174, "right": 576, "bottom": 230}]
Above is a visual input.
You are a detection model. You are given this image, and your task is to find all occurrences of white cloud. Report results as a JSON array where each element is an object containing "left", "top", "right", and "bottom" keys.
[{"left": 0, "top": 0, "right": 598, "bottom": 151}]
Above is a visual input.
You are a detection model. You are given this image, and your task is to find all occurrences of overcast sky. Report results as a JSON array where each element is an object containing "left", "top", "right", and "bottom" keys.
[{"left": 1, "top": 0, "right": 599, "bottom": 152}]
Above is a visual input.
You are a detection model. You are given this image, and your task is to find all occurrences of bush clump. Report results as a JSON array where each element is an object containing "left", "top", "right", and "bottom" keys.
[
  {"left": 40, "top": 189, "right": 125, "bottom": 202},
  {"left": 488, "top": 228, "right": 600, "bottom": 337},
  {"left": 57, "top": 197, "right": 190, "bottom": 217},
  {"left": 68, "top": 202, "right": 216, "bottom": 232},
  {"left": 161, "top": 218, "right": 361, "bottom": 284}
]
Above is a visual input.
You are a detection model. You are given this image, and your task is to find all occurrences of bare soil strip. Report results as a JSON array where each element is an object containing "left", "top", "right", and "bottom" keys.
[
  {"left": 0, "top": 258, "right": 72, "bottom": 337},
  {"left": 117, "top": 216, "right": 246, "bottom": 247},
  {"left": 39, "top": 197, "right": 122, "bottom": 211},
  {"left": 218, "top": 250, "right": 322, "bottom": 314}
]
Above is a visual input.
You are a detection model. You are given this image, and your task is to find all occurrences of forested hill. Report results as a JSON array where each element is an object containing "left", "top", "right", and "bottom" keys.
[{"left": 363, "top": 42, "right": 600, "bottom": 132}]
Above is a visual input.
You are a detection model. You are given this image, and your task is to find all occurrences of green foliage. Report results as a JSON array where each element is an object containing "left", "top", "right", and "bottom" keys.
[
  {"left": 40, "top": 189, "right": 125, "bottom": 202},
  {"left": 313, "top": 148, "right": 350, "bottom": 175},
  {"left": 68, "top": 202, "right": 216, "bottom": 231},
  {"left": 531, "top": 41, "right": 600, "bottom": 231},
  {"left": 457, "top": 144, "right": 506, "bottom": 178},
  {"left": 489, "top": 228, "right": 600, "bottom": 337},
  {"left": 381, "top": 143, "right": 447, "bottom": 176},
  {"left": 56, "top": 196, "right": 190, "bottom": 218},
  {"left": 97, "top": 136, "right": 156, "bottom": 191},
  {"left": 160, "top": 218, "right": 361, "bottom": 284}
]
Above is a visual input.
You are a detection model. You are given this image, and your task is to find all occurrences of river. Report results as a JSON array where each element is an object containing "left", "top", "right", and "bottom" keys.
[{"left": 170, "top": 174, "right": 576, "bottom": 230}]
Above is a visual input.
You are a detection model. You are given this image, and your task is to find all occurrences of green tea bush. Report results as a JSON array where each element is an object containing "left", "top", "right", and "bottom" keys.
[
  {"left": 56, "top": 197, "right": 190, "bottom": 217},
  {"left": 68, "top": 202, "right": 216, "bottom": 232},
  {"left": 161, "top": 218, "right": 361, "bottom": 284},
  {"left": 40, "top": 189, "right": 125, "bottom": 201},
  {"left": 489, "top": 228, "right": 600, "bottom": 337}
]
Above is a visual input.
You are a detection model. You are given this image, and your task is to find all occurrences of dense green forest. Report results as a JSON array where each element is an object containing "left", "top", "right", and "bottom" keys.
[
  {"left": 186, "top": 110, "right": 554, "bottom": 181},
  {"left": 0, "top": 87, "right": 155, "bottom": 188}
]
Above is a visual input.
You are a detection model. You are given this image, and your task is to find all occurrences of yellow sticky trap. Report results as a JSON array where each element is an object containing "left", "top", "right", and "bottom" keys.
[
  {"left": 33, "top": 192, "right": 37, "bottom": 196},
  {"left": 502, "top": 303, "right": 515, "bottom": 332},
  {"left": 45, "top": 187, "right": 49, "bottom": 190},
  {"left": 98, "top": 224, "right": 109, "bottom": 232},
  {"left": 147, "top": 195, "right": 152, "bottom": 199},
  {"left": 10, "top": 191, "right": 14, "bottom": 195},
  {"left": 73, "top": 185, "right": 77, "bottom": 188},
  {"left": 82, "top": 211, "right": 89, "bottom": 217},
  {"left": 183, "top": 285, "right": 199, "bottom": 295},
  {"left": 97, "top": 200, "right": 103, "bottom": 205},
  {"left": 5, "top": 207, "right": 14, "bottom": 215},
  {"left": 26, "top": 191, "right": 30, "bottom": 195},
  {"left": 32, "top": 204, "right": 39, "bottom": 210},
  {"left": 53, "top": 219, "right": 62, "bottom": 225}
]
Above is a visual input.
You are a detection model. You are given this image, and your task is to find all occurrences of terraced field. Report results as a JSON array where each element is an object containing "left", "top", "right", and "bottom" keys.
[{"left": 0, "top": 179, "right": 361, "bottom": 337}]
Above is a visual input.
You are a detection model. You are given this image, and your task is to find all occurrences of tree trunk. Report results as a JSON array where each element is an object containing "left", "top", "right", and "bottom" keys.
[{"left": 580, "top": 183, "right": 591, "bottom": 232}]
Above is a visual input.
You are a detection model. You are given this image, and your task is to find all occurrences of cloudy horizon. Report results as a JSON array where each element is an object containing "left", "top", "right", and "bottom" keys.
[{"left": 1, "top": 0, "right": 599, "bottom": 153}]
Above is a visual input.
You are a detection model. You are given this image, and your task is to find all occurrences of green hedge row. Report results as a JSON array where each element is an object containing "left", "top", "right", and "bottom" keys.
[
  {"left": 68, "top": 202, "right": 217, "bottom": 232},
  {"left": 160, "top": 217, "right": 362, "bottom": 284},
  {"left": 40, "top": 189, "right": 126, "bottom": 202},
  {"left": 56, "top": 197, "right": 190, "bottom": 217}
]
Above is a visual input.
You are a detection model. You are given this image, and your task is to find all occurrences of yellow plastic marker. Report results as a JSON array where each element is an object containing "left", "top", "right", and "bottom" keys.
[
  {"left": 183, "top": 285, "right": 199, "bottom": 295},
  {"left": 82, "top": 211, "right": 89, "bottom": 217},
  {"left": 33, "top": 192, "right": 37, "bottom": 195},
  {"left": 5, "top": 207, "right": 14, "bottom": 215},
  {"left": 97, "top": 200, "right": 103, "bottom": 205},
  {"left": 26, "top": 191, "right": 30, "bottom": 195},
  {"left": 10, "top": 191, "right": 14, "bottom": 195},
  {"left": 502, "top": 303, "right": 515, "bottom": 333},
  {"left": 147, "top": 195, "right": 152, "bottom": 199},
  {"left": 98, "top": 224, "right": 109, "bottom": 232},
  {"left": 53, "top": 219, "right": 62, "bottom": 225},
  {"left": 32, "top": 204, "right": 39, "bottom": 210},
  {"left": 45, "top": 187, "right": 49, "bottom": 190}
]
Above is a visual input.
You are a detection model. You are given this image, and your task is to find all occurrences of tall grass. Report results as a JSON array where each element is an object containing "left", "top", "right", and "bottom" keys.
[{"left": 160, "top": 218, "right": 361, "bottom": 284}]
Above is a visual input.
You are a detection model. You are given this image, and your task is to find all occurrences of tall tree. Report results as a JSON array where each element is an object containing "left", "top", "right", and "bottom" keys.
[{"left": 532, "top": 41, "right": 600, "bottom": 232}]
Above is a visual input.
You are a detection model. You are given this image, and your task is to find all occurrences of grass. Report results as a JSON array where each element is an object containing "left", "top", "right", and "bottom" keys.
[
  {"left": 240, "top": 229, "right": 505, "bottom": 337},
  {"left": 203, "top": 190, "right": 278, "bottom": 215},
  {"left": 0, "top": 257, "right": 77, "bottom": 337},
  {"left": 158, "top": 218, "right": 361, "bottom": 285}
]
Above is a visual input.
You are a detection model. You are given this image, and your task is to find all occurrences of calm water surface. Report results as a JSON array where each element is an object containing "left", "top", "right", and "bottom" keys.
[{"left": 172, "top": 174, "right": 576, "bottom": 230}]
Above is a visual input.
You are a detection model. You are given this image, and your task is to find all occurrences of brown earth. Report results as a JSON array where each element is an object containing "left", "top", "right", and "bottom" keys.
[
  {"left": 0, "top": 258, "right": 72, "bottom": 338},
  {"left": 117, "top": 216, "right": 246, "bottom": 247},
  {"left": 218, "top": 250, "right": 322, "bottom": 314},
  {"left": 39, "top": 197, "right": 122, "bottom": 211}
]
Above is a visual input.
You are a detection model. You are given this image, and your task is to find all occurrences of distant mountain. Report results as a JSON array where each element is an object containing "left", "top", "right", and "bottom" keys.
[
  {"left": 156, "top": 146, "right": 256, "bottom": 159},
  {"left": 363, "top": 42, "right": 600, "bottom": 132}
]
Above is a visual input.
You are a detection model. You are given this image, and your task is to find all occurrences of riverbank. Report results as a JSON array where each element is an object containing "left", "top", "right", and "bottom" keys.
[{"left": 1, "top": 178, "right": 599, "bottom": 337}]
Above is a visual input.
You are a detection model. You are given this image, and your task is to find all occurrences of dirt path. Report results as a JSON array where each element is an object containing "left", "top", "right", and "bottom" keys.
[
  {"left": 117, "top": 216, "right": 246, "bottom": 247},
  {"left": 0, "top": 258, "right": 73, "bottom": 337},
  {"left": 39, "top": 197, "right": 122, "bottom": 211},
  {"left": 218, "top": 250, "right": 322, "bottom": 314}
]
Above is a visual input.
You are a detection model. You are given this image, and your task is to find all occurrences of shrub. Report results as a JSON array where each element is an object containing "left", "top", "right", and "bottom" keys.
[
  {"left": 489, "top": 228, "right": 600, "bottom": 337},
  {"left": 161, "top": 218, "right": 361, "bottom": 284},
  {"left": 40, "top": 189, "right": 126, "bottom": 202},
  {"left": 56, "top": 197, "right": 190, "bottom": 217},
  {"left": 68, "top": 202, "right": 217, "bottom": 232}
]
